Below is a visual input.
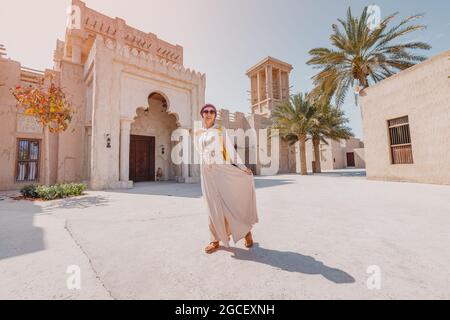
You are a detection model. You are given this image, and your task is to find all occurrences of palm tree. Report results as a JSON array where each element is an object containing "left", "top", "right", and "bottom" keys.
[
  {"left": 309, "top": 102, "right": 353, "bottom": 173},
  {"left": 271, "top": 93, "right": 317, "bottom": 175},
  {"left": 307, "top": 6, "right": 431, "bottom": 106}
]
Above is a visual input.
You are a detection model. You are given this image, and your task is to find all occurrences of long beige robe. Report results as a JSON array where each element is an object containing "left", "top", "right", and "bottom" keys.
[{"left": 196, "top": 124, "right": 259, "bottom": 247}]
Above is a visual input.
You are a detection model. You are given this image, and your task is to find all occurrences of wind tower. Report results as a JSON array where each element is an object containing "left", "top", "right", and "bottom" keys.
[{"left": 246, "top": 56, "right": 293, "bottom": 117}]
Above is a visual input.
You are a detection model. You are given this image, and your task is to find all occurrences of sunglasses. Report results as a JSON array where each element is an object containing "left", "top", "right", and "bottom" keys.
[{"left": 202, "top": 110, "right": 216, "bottom": 115}]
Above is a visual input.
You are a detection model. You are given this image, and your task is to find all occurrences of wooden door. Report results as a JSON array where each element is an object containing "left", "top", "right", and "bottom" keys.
[
  {"left": 346, "top": 152, "right": 355, "bottom": 167},
  {"left": 129, "top": 135, "right": 156, "bottom": 182}
]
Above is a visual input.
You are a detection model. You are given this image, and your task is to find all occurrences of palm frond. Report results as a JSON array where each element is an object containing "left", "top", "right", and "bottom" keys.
[{"left": 307, "top": 6, "right": 430, "bottom": 106}]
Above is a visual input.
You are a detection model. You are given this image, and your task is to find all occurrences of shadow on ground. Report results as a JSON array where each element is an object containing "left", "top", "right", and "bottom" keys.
[
  {"left": 225, "top": 243, "right": 355, "bottom": 284},
  {"left": 0, "top": 200, "right": 45, "bottom": 261},
  {"left": 253, "top": 178, "right": 296, "bottom": 189},
  {"left": 109, "top": 177, "right": 296, "bottom": 198},
  {"left": 314, "top": 170, "right": 366, "bottom": 178},
  {"left": 110, "top": 182, "right": 203, "bottom": 198}
]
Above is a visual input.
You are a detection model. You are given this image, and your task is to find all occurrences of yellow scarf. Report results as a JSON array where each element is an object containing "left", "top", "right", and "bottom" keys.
[{"left": 217, "top": 126, "right": 230, "bottom": 162}]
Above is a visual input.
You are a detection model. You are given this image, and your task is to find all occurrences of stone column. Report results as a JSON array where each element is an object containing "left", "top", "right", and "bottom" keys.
[
  {"left": 182, "top": 163, "right": 189, "bottom": 181},
  {"left": 278, "top": 69, "right": 282, "bottom": 99},
  {"left": 89, "top": 39, "right": 117, "bottom": 190},
  {"left": 71, "top": 36, "right": 83, "bottom": 64},
  {"left": 256, "top": 71, "right": 261, "bottom": 104},
  {"left": 120, "top": 118, "right": 133, "bottom": 182},
  {"left": 266, "top": 65, "right": 273, "bottom": 100},
  {"left": 182, "top": 130, "right": 190, "bottom": 182}
]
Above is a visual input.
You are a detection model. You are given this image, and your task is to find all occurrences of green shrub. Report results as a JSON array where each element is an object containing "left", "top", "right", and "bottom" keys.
[
  {"left": 21, "top": 183, "right": 87, "bottom": 200},
  {"left": 35, "top": 185, "right": 58, "bottom": 200},
  {"left": 20, "top": 184, "right": 38, "bottom": 198}
]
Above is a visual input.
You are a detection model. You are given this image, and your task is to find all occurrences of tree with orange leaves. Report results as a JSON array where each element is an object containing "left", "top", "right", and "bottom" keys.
[{"left": 11, "top": 75, "right": 73, "bottom": 184}]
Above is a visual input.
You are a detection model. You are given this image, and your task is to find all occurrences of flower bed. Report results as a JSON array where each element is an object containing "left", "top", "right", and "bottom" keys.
[{"left": 19, "top": 183, "right": 87, "bottom": 201}]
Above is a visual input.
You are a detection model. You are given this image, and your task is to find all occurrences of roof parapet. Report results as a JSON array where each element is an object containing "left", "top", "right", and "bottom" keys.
[
  {"left": 97, "top": 36, "right": 205, "bottom": 84},
  {"left": 246, "top": 56, "right": 293, "bottom": 76},
  {"left": 68, "top": 0, "right": 184, "bottom": 65},
  {"left": 0, "top": 44, "right": 7, "bottom": 59}
]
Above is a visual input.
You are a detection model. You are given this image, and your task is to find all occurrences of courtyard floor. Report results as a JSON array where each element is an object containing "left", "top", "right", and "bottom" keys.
[{"left": 1, "top": 170, "right": 449, "bottom": 299}]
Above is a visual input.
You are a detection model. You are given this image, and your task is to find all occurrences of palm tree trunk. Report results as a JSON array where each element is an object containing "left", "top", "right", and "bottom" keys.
[
  {"left": 299, "top": 134, "right": 307, "bottom": 175},
  {"left": 312, "top": 137, "right": 321, "bottom": 173}
]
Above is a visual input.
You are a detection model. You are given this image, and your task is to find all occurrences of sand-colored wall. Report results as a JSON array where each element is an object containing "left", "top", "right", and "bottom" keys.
[
  {"left": 0, "top": 58, "right": 25, "bottom": 190},
  {"left": 57, "top": 60, "right": 86, "bottom": 184},
  {"left": 353, "top": 148, "right": 365, "bottom": 169},
  {"left": 0, "top": 58, "right": 59, "bottom": 190},
  {"left": 303, "top": 137, "right": 365, "bottom": 172},
  {"left": 360, "top": 50, "right": 450, "bottom": 185}
]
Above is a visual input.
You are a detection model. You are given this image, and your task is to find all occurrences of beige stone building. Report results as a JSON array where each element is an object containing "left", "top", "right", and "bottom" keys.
[
  {"left": 219, "top": 56, "right": 365, "bottom": 175},
  {"left": 0, "top": 1, "right": 295, "bottom": 191},
  {"left": 1, "top": 0, "right": 206, "bottom": 191},
  {"left": 245, "top": 56, "right": 365, "bottom": 174},
  {"left": 304, "top": 137, "right": 365, "bottom": 172},
  {"left": 359, "top": 50, "right": 450, "bottom": 185},
  {"left": 0, "top": 1, "right": 368, "bottom": 191}
]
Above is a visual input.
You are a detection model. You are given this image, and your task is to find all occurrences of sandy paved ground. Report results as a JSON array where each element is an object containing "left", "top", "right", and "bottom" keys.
[{"left": 1, "top": 170, "right": 450, "bottom": 299}]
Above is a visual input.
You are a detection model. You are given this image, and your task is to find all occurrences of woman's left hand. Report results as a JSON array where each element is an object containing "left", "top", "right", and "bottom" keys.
[{"left": 243, "top": 168, "right": 253, "bottom": 175}]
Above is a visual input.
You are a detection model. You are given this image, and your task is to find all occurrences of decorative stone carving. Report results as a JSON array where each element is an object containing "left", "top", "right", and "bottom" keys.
[
  {"left": 17, "top": 114, "right": 43, "bottom": 134},
  {"left": 101, "top": 37, "right": 204, "bottom": 84},
  {"left": 115, "top": 42, "right": 123, "bottom": 55},
  {"left": 123, "top": 45, "right": 130, "bottom": 58},
  {"left": 105, "top": 38, "right": 116, "bottom": 50}
]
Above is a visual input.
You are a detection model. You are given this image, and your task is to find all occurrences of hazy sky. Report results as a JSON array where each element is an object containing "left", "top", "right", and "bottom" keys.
[{"left": 1, "top": 0, "right": 449, "bottom": 138}]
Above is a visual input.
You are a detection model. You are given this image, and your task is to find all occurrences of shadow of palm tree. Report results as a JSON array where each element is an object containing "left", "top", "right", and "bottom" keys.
[
  {"left": 225, "top": 243, "right": 355, "bottom": 284},
  {"left": 43, "top": 195, "right": 109, "bottom": 211}
]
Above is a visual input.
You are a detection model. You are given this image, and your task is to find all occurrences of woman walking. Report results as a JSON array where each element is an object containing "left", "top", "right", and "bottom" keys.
[{"left": 195, "top": 104, "right": 259, "bottom": 254}]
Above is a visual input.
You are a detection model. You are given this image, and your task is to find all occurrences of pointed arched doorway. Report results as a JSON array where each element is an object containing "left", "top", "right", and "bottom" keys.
[{"left": 129, "top": 92, "right": 179, "bottom": 182}]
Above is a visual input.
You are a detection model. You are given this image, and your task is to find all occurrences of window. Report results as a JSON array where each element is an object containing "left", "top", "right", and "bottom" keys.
[
  {"left": 388, "top": 116, "right": 413, "bottom": 164},
  {"left": 16, "top": 139, "right": 40, "bottom": 181}
]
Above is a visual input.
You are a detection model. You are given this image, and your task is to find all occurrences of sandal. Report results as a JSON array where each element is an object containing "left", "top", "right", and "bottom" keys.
[
  {"left": 244, "top": 232, "right": 253, "bottom": 248},
  {"left": 205, "top": 241, "right": 220, "bottom": 254}
]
